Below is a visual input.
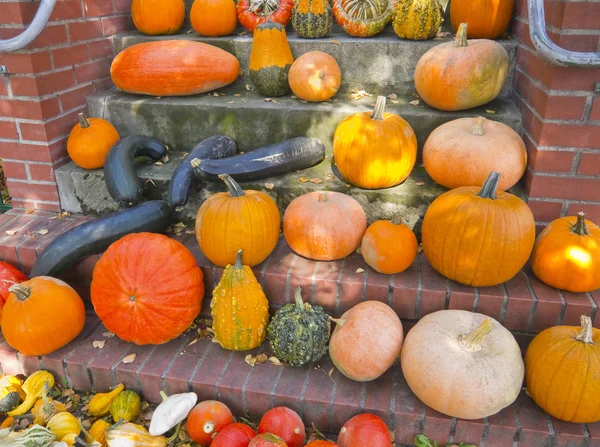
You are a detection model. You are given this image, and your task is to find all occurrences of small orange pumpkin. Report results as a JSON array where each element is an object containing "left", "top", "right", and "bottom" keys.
[
  {"left": 361, "top": 214, "right": 417, "bottom": 274},
  {"left": 67, "top": 114, "right": 119, "bottom": 170},
  {"left": 1, "top": 277, "right": 85, "bottom": 356},
  {"left": 187, "top": 401, "right": 234, "bottom": 446},
  {"left": 531, "top": 212, "right": 600, "bottom": 293},
  {"left": 288, "top": 51, "right": 341, "bottom": 102},
  {"left": 451, "top": 0, "right": 514, "bottom": 39},
  {"left": 191, "top": 0, "right": 237, "bottom": 37},
  {"left": 131, "top": 0, "right": 185, "bottom": 35}
]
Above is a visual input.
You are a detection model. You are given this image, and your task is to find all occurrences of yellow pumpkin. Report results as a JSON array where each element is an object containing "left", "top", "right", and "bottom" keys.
[
  {"left": 88, "top": 419, "right": 112, "bottom": 447},
  {"left": 105, "top": 423, "right": 167, "bottom": 447},
  {"left": 67, "top": 114, "right": 119, "bottom": 170},
  {"left": 47, "top": 412, "right": 81, "bottom": 441},
  {"left": 88, "top": 384, "right": 124, "bottom": 417}
]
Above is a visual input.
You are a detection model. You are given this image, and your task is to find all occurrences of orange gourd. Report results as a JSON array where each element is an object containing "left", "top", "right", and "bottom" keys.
[
  {"left": 338, "top": 414, "right": 391, "bottom": 447},
  {"left": 306, "top": 442, "right": 339, "bottom": 447},
  {"left": 131, "top": 0, "right": 185, "bottom": 35},
  {"left": 187, "top": 401, "right": 234, "bottom": 446},
  {"left": 414, "top": 23, "right": 510, "bottom": 111},
  {"left": 67, "top": 114, "right": 119, "bottom": 170},
  {"left": 191, "top": 0, "right": 237, "bottom": 37},
  {"left": 283, "top": 191, "right": 367, "bottom": 261},
  {"left": 91, "top": 233, "right": 204, "bottom": 345},
  {"left": 333, "top": 96, "right": 417, "bottom": 189},
  {"left": 422, "top": 171, "right": 535, "bottom": 287},
  {"left": 360, "top": 214, "right": 417, "bottom": 274},
  {"left": 258, "top": 407, "right": 305, "bottom": 447},
  {"left": 526, "top": 315, "right": 600, "bottom": 423},
  {"left": 195, "top": 174, "right": 280, "bottom": 267},
  {"left": 333, "top": 0, "right": 395, "bottom": 37},
  {"left": 531, "top": 212, "right": 600, "bottom": 293},
  {"left": 0, "top": 262, "right": 27, "bottom": 327},
  {"left": 110, "top": 41, "right": 240, "bottom": 97},
  {"left": 451, "top": 0, "right": 514, "bottom": 39},
  {"left": 423, "top": 116, "right": 527, "bottom": 190},
  {"left": 1, "top": 277, "right": 85, "bottom": 356},
  {"left": 237, "top": 0, "right": 294, "bottom": 32},
  {"left": 288, "top": 51, "right": 341, "bottom": 102}
]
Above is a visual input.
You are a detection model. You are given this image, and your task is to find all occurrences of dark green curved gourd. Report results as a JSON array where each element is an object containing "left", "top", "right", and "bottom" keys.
[
  {"left": 267, "top": 287, "right": 331, "bottom": 367},
  {"left": 0, "top": 389, "right": 20, "bottom": 413},
  {"left": 292, "top": 0, "right": 333, "bottom": 38}
]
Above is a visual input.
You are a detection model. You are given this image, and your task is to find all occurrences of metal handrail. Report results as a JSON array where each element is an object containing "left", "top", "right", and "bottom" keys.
[
  {"left": 0, "top": 0, "right": 57, "bottom": 53},
  {"left": 528, "top": 0, "right": 600, "bottom": 68}
]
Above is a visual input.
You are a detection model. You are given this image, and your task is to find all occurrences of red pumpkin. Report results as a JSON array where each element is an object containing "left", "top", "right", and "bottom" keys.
[
  {"left": 337, "top": 414, "right": 391, "bottom": 447},
  {"left": 210, "top": 423, "right": 256, "bottom": 447},
  {"left": 187, "top": 401, "right": 234, "bottom": 446},
  {"left": 305, "top": 442, "right": 339, "bottom": 447},
  {"left": 91, "top": 233, "right": 204, "bottom": 345},
  {"left": 237, "top": 0, "right": 294, "bottom": 32},
  {"left": 249, "top": 434, "right": 287, "bottom": 447},
  {"left": 0, "top": 262, "right": 27, "bottom": 324},
  {"left": 258, "top": 407, "right": 304, "bottom": 447}
]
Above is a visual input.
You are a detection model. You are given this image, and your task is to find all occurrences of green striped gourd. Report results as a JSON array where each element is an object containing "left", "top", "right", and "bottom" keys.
[
  {"left": 392, "top": 0, "right": 442, "bottom": 40},
  {"left": 292, "top": 0, "right": 333, "bottom": 38},
  {"left": 0, "top": 425, "right": 55, "bottom": 447}
]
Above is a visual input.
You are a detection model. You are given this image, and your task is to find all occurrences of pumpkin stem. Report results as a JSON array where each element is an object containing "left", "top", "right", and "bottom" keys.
[
  {"left": 391, "top": 213, "right": 403, "bottom": 225},
  {"left": 371, "top": 96, "right": 387, "bottom": 121},
  {"left": 78, "top": 113, "right": 91, "bottom": 129},
  {"left": 294, "top": 287, "right": 305, "bottom": 311},
  {"left": 234, "top": 249, "right": 243, "bottom": 269},
  {"left": 572, "top": 212, "right": 590, "bottom": 236},
  {"left": 477, "top": 172, "right": 501, "bottom": 200},
  {"left": 459, "top": 319, "right": 494, "bottom": 352},
  {"left": 159, "top": 391, "right": 169, "bottom": 402},
  {"left": 166, "top": 422, "right": 182, "bottom": 444},
  {"left": 575, "top": 315, "right": 594, "bottom": 344},
  {"left": 318, "top": 192, "right": 329, "bottom": 203},
  {"left": 8, "top": 284, "right": 30, "bottom": 301},
  {"left": 470, "top": 117, "right": 486, "bottom": 136},
  {"left": 219, "top": 174, "right": 245, "bottom": 197},
  {"left": 328, "top": 316, "right": 345, "bottom": 327},
  {"left": 318, "top": 71, "right": 325, "bottom": 80},
  {"left": 455, "top": 23, "right": 468, "bottom": 48}
]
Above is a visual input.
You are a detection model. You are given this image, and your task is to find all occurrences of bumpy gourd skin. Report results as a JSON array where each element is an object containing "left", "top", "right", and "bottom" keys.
[
  {"left": 392, "top": 0, "right": 442, "bottom": 40},
  {"left": 292, "top": 0, "right": 333, "bottom": 38}
]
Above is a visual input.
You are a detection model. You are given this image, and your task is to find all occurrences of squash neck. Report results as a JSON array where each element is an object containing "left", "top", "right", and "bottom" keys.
[
  {"left": 576, "top": 315, "right": 594, "bottom": 344},
  {"left": 391, "top": 213, "right": 403, "bottom": 225},
  {"left": 219, "top": 174, "right": 245, "bottom": 197},
  {"left": 294, "top": 288, "right": 305, "bottom": 311},
  {"left": 470, "top": 117, "right": 486, "bottom": 136},
  {"left": 371, "top": 96, "right": 387, "bottom": 121},
  {"left": 572, "top": 212, "right": 590, "bottom": 236},
  {"left": 78, "top": 113, "right": 91, "bottom": 129},
  {"left": 318, "top": 192, "right": 329, "bottom": 203},
  {"left": 477, "top": 172, "right": 501, "bottom": 200},
  {"left": 459, "top": 319, "right": 493, "bottom": 352},
  {"left": 8, "top": 284, "right": 30, "bottom": 301},
  {"left": 455, "top": 23, "right": 468, "bottom": 48},
  {"left": 234, "top": 250, "right": 244, "bottom": 269}
]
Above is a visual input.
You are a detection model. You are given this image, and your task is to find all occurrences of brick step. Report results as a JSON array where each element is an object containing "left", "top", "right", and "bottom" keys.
[{"left": 1, "top": 316, "right": 598, "bottom": 447}]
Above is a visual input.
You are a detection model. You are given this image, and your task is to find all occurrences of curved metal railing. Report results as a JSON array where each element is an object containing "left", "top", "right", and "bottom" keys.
[{"left": 0, "top": 0, "right": 57, "bottom": 53}]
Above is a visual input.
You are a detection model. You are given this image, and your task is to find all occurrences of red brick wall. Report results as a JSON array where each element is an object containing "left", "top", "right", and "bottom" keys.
[
  {"left": 0, "top": 0, "right": 132, "bottom": 211},
  {"left": 512, "top": 0, "right": 600, "bottom": 225}
]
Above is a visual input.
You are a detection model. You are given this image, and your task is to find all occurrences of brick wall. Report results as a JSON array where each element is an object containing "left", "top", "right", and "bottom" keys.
[
  {"left": 512, "top": 0, "right": 600, "bottom": 225},
  {"left": 0, "top": 0, "right": 132, "bottom": 211}
]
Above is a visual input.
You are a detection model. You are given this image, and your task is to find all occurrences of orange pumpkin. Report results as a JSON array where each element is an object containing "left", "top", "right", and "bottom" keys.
[
  {"left": 91, "top": 233, "right": 204, "bottom": 345},
  {"left": 526, "top": 315, "right": 600, "bottom": 423},
  {"left": 333, "top": 96, "right": 417, "bottom": 189},
  {"left": 414, "top": 23, "right": 510, "bottom": 111},
  {"left": 283, "top": 191, "right": 367, "bottom": 261},
  {"left": 288, "top": 51, "right": 341, "bottom": 102},
  {"left": 67, "top": 114, "right": 120, "bottom": 170},
  {"left": 110, "top": 41, "right": 240, "bottom": 97},
  {"left": 195, "top": 174, "right": 280, "bottom": 268},
  {"left": 338, "top": 414, "right": 391, "bottom": 447},
  {"left": 423, "top": 116, "right": 527, "bottom": 190},
  {"left": 131, "top": 0, "right": 185, "bottom": 35},
  {"left": 187, "top": 401, "right": 234, "bottom": 446},
  {"left": 451, "top": 0, "right": 514, "bottom": 39},
  {"left": 531, "top": 212, "right": 600, "bottom": 293},
  {"left": 1, "top": 277, "right": 85, "bottom": 356},
  {"left": 422, "top": 171, "right": 535, "bottom": 287},
  {"left": 361, "top": 214, "right": 417, "bottom": 274},
  {"left": 191, "top": 0, "right": 237, "bottom": 37}
]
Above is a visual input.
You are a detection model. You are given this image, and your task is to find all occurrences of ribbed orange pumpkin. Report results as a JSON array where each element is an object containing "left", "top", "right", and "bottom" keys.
[
  {"left": 422, "top": 171, "right": 535, "bottom": 287},
  {"left": 67, "top": 113, "right": 120, "bottom": 170},
  {"left": 195, "top": 174, "right": 280, "bottom": 267},
  {"left": 191, "top": 0, "right": 237, "bottom": 37},
  {"left": 131, "top": 0, "right": 185, "bottom": 35},
  {"left": 2, "top": 277, "right": 85, "bottom": 356},
  {"left": 526, "top": 316, "right": 600, "bottom": 423},
  {"left": 288, "top": 51, "right": 341, "bottom": 102},
  {"left": 414, "top": 23, "right": 510, "bottom": 111},
  {"left": 451, "top": 0, "right": 514, "bottom": 39},
  {"left": 91, "top": 233, "right": 204, "bottom": 345},
  {"left": 284, "top": 191, "right": 366, "bottom": 261},
  {"left": 333, "top": 96, "right": 417, "bottom": 189},
  {"left": 531, "top": 213, "right": 600, "bottom": 293}
]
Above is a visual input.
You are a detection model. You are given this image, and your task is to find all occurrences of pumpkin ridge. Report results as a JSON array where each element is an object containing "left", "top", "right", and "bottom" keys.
[
  {"left": 541, "top": 342, "right": 580, "bottom": 412},
  {"left": 435, "top": 194, "right": 472, "bottom": 275},
  {"left": 452, "top": 201, "right": 483, "bottom": 284},
  {"left": 568, "top": 343, "right": 592, "bottom": 421}
]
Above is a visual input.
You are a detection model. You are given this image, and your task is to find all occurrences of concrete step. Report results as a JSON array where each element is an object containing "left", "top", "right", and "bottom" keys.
[{"left": 112, "top": 28, "right": 518, "bottom": 97}]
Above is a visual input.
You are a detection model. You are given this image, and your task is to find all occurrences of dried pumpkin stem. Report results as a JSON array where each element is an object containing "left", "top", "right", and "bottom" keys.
[
  {"left": 8, "top": 284, "right": 30, "bottom": 301},
  {"left": 391, "top": 213, "right": 403, "bottom": 225},
  {"left": 294, "top": 287, "right": 305, "bottom": 311},
  {"left": 455, "top": 23, "right": 468, "bottom": 48},
  {"left": 371, "top": 96, "right": 387, "bottom": 120},
  {"left": 219, "top": 174, "right": 245, "bottom": 197},
  {"left": 328, "top": 316, "right": 345, "bottom": 327},
  {"left": 477, "top": 171, "right": 502, "bottom": 200},
  {"left": 572, "top": 212, "right": 590, "bottom": 236},
  {"left": 459, "top": 319, "right": 494, "bottom": 352},
  {"left": 78, "top": 113, "right": 91, "bottom": 129},
  {"left": 470, "top": 117, "right": 486, "bottom": 136},
  {"left": 575, "top": 315, "right": 594, "bottom": 344},
  {"left": 234, "top": 249, "right": 244, "bottom": 269},
  {"left": 318, "top": 192, "right": 329, "bottom": 203}
]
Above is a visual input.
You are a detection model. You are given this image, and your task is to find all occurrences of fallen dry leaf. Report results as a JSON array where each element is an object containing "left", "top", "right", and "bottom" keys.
[
  {"left": 264, "top": 98, "right": 277, "bottom": 104},
  {"left": 356, "top": 247, "right": 362, "bottom": 254},
  {"left": 174, "top": 222, "right": 186, "bottom": 228},
  {"left": 328, "top": 367, "right": 335, "bottom": 379},
  {"left": 234, "top": 94, "right": 241, "bottom": 97},
  {"left": 187, "top": 338, "right": 199, "bottom": 347},
  {"left": 299, "top": 177, "right": 310, "bottom": 183},
  {"left": 330, "top": 39, "right": 341, "bottom": 45},
  {"left": 309, "top": 178, "right": 323, "bottom": 184},
  {"left": 391, "top": 100, "right": 400, "bottom": 104},
  {"left": 416, "top": 182, "right": 425, "bottom": 186},
  {"left": 25, "top": 209, "right": 34, "bottom": 214},
  {"left": 409, "top": 100, "right": 420, "bottom": 106},
  {"left": 145, "top": 179, "right": 156, "bottom": 187},
  {"left": 437, "top": 31, "right": 452, "bottom": 38},
  {"left": 349, "top": 89, "right": 371, "bottom": 100},
  {"left": 268, "top": 356, "right": 284, "bottom": 366},
  {"left": 103, "top": 331, "right": 115, "bottom": 338},
  {"left": 185, "top": 229, "right": 195, "bottom": 235},
  {"left": 153, "top": 161, "right": 164, "bottom": 167},
  {"left": 245, "top": 84, "right": 252, "bottom": 91},
  {"left": 121, "top": 353, "right": 136, "bottom": 364},
  {"left": 5, "top": 230, "right": 17, "bottom": 236},
  {"left": 37, "top": 229, "right": 48, "bottom": 235},
  {"left": 227, "top": 101, "right": 235, "bottom": 104},
  {"left": 299, "top": 99, "right": 307, "bottom": 104},
  {"left": 355, "top": 268, "right": 365, "bottom": 273},
  {"left": 325, "top": 174, "right": 335, "bottom": 180},
  {"left": 211, "top": 337, "right": 221, "bottom": 344},
  {"left": 93, "top": 340, "right": 105, "bottom": 349},
  {"left": 417, "top": 243, "right": 423, "bottom": 254},
  {"left": 486, "top": 109, "right": 496, "bottom": 114},
  {"left": 264, "top": 182, "right": 274, "bottom": 190},
  {"left": 387, "top": 93, "right": 398, "bottom": 100},
  {"left": 245, "top": 353, "right": 268, "bottom": 367}
]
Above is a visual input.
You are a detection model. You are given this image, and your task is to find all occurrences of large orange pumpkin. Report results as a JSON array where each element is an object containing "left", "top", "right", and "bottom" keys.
[
  {"left": 131, "top": 0, "right": 185, "bottom": 35},
  {"left": 67, "top": 114, "right": 120, "bottom": 170},
  {"left": 333, "top": 96, "right": 417, "bottom": 189},
  {"left": 2, "top": 277, "right": 85, "bottom": 356},
  {"left": 526, "top": 315, "right": 600, "bottom": 423},
  {"left": 195, "top": 174, "right": 280, "bottom": 267},
  {"left": 110, "top": 41, "right": 240, "bottom": 97},
  {"left": 283, "top": 191, "right": 366, "bottom": 261},
  {"left": 414, "top": 23, "right": 510, "bottom": 111},
  {"left": 531, "top": 212, "right": 600, "bottom": 293},
  {"left": 423, "top": 116, "right": 527, "bottom": 190},
  {"left": 422, "top": 171, "right": 535, "bottom": 287},
  {"left": 288, "top": 51, "right": 341, "bottom": 102},
  {"left": 451, "top": 0, "right": 514, "bottom": 39},
  {"left": 191, "top": 0, "right": 237, "bottom": 37},
  {"left": 91, "top": 233, "right": 204, "bottom": 345}
]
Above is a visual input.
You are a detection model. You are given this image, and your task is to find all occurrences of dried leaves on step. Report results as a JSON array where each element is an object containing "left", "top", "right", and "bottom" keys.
[
  {"left": 349, "top": 89, "right": 371, "bottom": 100},
  {"left": 268, "top": 356, "right": 283, "bottom": 366},
  {"left": 355, "top": 268, "right": 365, "bottom": 273},
  {"left": 4, "top": 230, "right": 16, "bottom": 236},
  {"left": 93, "top": 340, "right": 105, "bottom": 349},
  {"left": 409, "top": 100, "right": 420, "bottom": 106},
  {"left": 121, "top": 353, "right": 136, "bottom": 364},
  {"left": 264, "top": 182, "right": 274, "bottom": 190},
  {"left": 245, "top": 353, "right": 268, "bottom": 367}
]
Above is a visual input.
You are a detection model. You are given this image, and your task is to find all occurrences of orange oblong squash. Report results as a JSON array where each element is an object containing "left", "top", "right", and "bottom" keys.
[{"left": 110, "top": 41, "right": 240, "bottom": 97}]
